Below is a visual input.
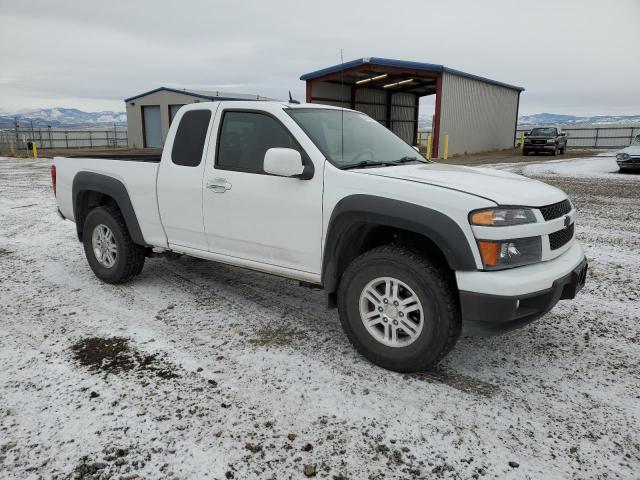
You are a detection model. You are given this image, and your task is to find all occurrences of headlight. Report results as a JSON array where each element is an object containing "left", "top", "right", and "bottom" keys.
[
  {"left": 469, "top": 208, "right": 537, "bottom": 226},
  {"left": 617, "top": 153, "right": 630, "bottom": 161},
  {"left": 477, "top": 236, "right": 542, "bottom": 270},
  {"left": 547, "top": 138, "right": 556, "bottom": 144}
]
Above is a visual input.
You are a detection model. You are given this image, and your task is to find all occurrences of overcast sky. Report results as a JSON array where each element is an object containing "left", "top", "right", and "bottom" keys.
[{"left": 1, "top": 0, "right": 638, "bottom": 116}]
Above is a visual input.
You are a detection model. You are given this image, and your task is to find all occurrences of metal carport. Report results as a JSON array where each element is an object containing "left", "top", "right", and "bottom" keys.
[{"left": 300, "top": 57, "right": 524, "bottom": 158}]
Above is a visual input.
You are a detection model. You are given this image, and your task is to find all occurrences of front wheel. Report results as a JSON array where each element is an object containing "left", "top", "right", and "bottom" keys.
[
  {"left": 337, "top": 245, "right": 461, "bottom": 372},
  {"left": 82, "top": 205, "right": 145, "bottom": 284}
]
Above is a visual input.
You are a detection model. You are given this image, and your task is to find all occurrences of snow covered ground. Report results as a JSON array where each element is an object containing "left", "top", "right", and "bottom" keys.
[{"left": 0, "top": 155, "right": 638, "bottom": 479}]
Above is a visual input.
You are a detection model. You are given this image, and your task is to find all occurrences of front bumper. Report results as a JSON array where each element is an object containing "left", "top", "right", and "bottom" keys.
[
  {"left": 524, "top": 143, "right": 556, "bottom": 151},
  {"left": 457, "top": 243, "right": 587, "bottom": 335},
  {"left": 617, "top": 159, "right": 640, "bottom": 170}
]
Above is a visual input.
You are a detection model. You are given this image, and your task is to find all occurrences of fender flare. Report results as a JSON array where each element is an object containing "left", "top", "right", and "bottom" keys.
[
  {"left": 72, "top": 171, "right": 146, "bottom": 246},
  {"left": 322, "top": 195, "right": 477, "bottom": 293}
]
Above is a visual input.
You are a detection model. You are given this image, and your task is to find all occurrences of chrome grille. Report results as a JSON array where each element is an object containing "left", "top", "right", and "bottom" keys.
[
  {"left": 539, "top": 199, "right": 571, "bottom": 221},
  {"left": 549, "top": 223, "right": 574, "bottom": 250}
]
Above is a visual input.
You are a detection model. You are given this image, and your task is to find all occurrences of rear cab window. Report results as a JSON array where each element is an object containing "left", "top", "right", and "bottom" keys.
[{"left": 171, "top": 110, "right": 212, "bottom": 167}]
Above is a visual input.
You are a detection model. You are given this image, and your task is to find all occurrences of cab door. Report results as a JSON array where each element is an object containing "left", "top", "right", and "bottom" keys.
[
  {"left": 157, "top": 105, "right": 217, "bottom": 251},
  {"left": 202, "top": 108, "right": 324, "bottom": 275}
]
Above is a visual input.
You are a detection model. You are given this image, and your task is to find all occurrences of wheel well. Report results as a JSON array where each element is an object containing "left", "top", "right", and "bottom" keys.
[
  {"left": 75, "top": 190, "right": 120, "bottom": 241},
  {"left": 326, "top": 223, "right": 452, "bottom": 307}
]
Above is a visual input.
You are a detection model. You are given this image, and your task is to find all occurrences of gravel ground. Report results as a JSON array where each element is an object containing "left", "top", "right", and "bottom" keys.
[{"left": 0, "top": 155, "right": 638, "bottom": 480}]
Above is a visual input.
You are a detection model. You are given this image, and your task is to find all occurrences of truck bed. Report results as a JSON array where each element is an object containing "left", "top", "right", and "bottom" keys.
[{"left": 54, "top": 155, "right": 167, "bottom": 248}]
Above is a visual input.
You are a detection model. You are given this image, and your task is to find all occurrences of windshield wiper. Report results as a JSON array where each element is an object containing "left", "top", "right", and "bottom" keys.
[
  {"left": 340, "top": 156, "right": 426, "bottom": 170},
  {"left": 341, "top": 160, "right": 393, "bottom": 170},
  {"left": 387, "top": 156, "right": 425, "bottom": 164}
]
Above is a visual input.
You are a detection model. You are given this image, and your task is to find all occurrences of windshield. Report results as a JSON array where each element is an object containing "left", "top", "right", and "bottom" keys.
[
  {"left": 287, "top": 108, "right": 425, "bottom": 168},
  {"left": 530, "top": 127, "right": 557, "bottom": 136}
]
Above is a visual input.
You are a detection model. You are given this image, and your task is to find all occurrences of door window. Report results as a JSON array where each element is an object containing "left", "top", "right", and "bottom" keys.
[
  {"left": 171, "top": 109, "right": 212, "bottom": 167},
  {"left": 216, "top": 111, "right": 302, "bottom": 174}
]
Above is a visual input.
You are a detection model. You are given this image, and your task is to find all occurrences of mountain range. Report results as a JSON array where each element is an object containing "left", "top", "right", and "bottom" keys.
[
  {"left": 517, "top": 112, "right": 640, "bottom": 126},
  {"left": 1, "top": 107, "right": 639, "bottom": 130},
  {"left": 0, "top": 108, "right": 127, "bottom": 128}
]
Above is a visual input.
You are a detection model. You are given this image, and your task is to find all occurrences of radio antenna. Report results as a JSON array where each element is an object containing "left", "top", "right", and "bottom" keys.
[{"left": 340, "top": 48, "right": 344, "bottom": 163}]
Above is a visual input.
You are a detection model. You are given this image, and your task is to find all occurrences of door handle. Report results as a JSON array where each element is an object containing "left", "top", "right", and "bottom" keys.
[{"left": 206, "top": 177, "right": 232, "bottom": 193}]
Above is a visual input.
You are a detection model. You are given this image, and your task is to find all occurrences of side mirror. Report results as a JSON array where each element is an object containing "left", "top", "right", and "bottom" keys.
[
  {"left": 524, "top": 132, "right": 530, "bottom": 137},
  {"left": 264, "top": 148, "right": 305, "bottom": 178},
  {"left": 413, "top": 146, "right": 420, "bottom": 152}
]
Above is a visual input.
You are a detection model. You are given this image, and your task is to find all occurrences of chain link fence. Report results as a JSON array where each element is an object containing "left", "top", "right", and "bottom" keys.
[
  {"left": 0, "top": 121, "right": 128, "bottom": 151},
  {"left": 515, "top": 124, "right": 640, "bottom": 149}
]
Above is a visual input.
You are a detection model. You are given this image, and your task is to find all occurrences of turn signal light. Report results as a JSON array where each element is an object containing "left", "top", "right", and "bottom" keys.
[
  {"left": 470, "top": 210, "right": 495, "bottom": 226},
  {"left": 477, "top": 240, "right": 500, "bottom": 267}
]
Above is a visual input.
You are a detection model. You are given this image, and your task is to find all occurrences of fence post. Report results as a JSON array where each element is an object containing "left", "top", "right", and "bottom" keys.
[
  {"left": 444, "top": 134, "right": 449, "bottom": 160},
  {"left": 89, "top": 131, "right": 92, "bottom": 148},
  {"left": 13, "top": 117, "right": 19, "bottom": 148},
  {"left": 594, "top": 128, "right": 599, "bottom": 148},
  {"left": 48, "top": 126, "right": 53, "bottom": 149},
  {"left": 65, "top": 131, "right": 69, "bottom": 149}
]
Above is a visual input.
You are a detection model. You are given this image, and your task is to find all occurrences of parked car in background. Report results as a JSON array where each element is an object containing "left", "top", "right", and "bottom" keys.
[
  {"left": 616, "top": 134, "right": 640, "bottom": 172},
  {"left": 523, "top": 127, "right": 568, "bottom": 156}
]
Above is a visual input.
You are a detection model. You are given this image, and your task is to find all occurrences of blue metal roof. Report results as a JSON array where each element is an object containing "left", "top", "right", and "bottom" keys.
[
  {"left": 300, "top": 57, "right": 524, "bottom": 92},
  {"left": 124, "top": 87, "right": 265, "bottom": 102}
]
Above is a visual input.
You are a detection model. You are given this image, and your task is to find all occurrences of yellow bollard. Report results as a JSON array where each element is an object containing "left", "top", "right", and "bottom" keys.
[
  {"left": 520, "top": 132, "right": 525, "bottom": 151},
  {"left": 444, "top": 134, "right": 449, "bottom": 160},
  {"left": 32, "top": 142, "right": 37, "bottom": 160},
  {"left": 426, "top": 134, "right": 432, "bottom": 160},
  {"left": 9, "top": 141, "right": 15, "bottom": 156}
]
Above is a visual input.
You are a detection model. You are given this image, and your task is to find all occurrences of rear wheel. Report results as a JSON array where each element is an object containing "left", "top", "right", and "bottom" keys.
[
  {"left": 83, "top": 206, "right": 145, "bottom": 284},
  {"left": 337, "top": 245, "right": 461, "bottom": 372}
]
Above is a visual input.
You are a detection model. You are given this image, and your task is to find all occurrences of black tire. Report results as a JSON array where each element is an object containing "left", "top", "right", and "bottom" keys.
[
  {"left": 337, "top": 245, "right": 461, "bottom": 372},
  {"left": 523, "top": 149, "right": 529, "bottom": 156},
  {"left": 82, "top": 205, "right": 145, "bottom": 284}
]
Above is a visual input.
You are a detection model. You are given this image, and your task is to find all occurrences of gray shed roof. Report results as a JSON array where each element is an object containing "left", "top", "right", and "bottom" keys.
[{"left": 124, "top": 87, "right": 271, "bottom": 102}]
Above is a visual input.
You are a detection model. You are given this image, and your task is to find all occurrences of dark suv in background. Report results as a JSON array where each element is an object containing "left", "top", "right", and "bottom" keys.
[{"left": 523, "top": 127, "right": 568, "bottom": 156}]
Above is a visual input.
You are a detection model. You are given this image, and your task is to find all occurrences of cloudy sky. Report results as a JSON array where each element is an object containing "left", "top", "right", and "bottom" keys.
[{"left": 1, "top": 0, "right": 638, "bottom": 116}]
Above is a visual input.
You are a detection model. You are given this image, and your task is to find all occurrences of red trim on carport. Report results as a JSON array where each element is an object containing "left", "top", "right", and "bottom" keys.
[{"left": 432, "top": 74, "right": 443, "bottom": 158}]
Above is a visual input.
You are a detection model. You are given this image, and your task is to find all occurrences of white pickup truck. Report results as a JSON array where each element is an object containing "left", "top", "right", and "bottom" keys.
[{"left": 52, "top": 101, "right": 587, "bottom": 372}]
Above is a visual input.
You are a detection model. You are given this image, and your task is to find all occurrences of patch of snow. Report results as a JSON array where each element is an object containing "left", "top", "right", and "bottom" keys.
[{"left": 0, "top": 156, "right": 638, "bottom": 479}]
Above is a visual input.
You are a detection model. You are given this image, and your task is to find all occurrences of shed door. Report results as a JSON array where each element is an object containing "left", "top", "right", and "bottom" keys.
[{"left": 142, "top": 105, "right": 162, "bottom": 148}]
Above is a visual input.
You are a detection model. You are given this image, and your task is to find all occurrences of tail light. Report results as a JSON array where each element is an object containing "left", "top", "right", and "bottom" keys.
[{"left": 51, "top": 165, "right": 57, "bottom": 197}]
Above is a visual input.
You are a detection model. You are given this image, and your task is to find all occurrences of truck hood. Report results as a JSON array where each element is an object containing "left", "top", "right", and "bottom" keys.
[{"left": 357, "top": 163, "right": 567, "bottom": 206}]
